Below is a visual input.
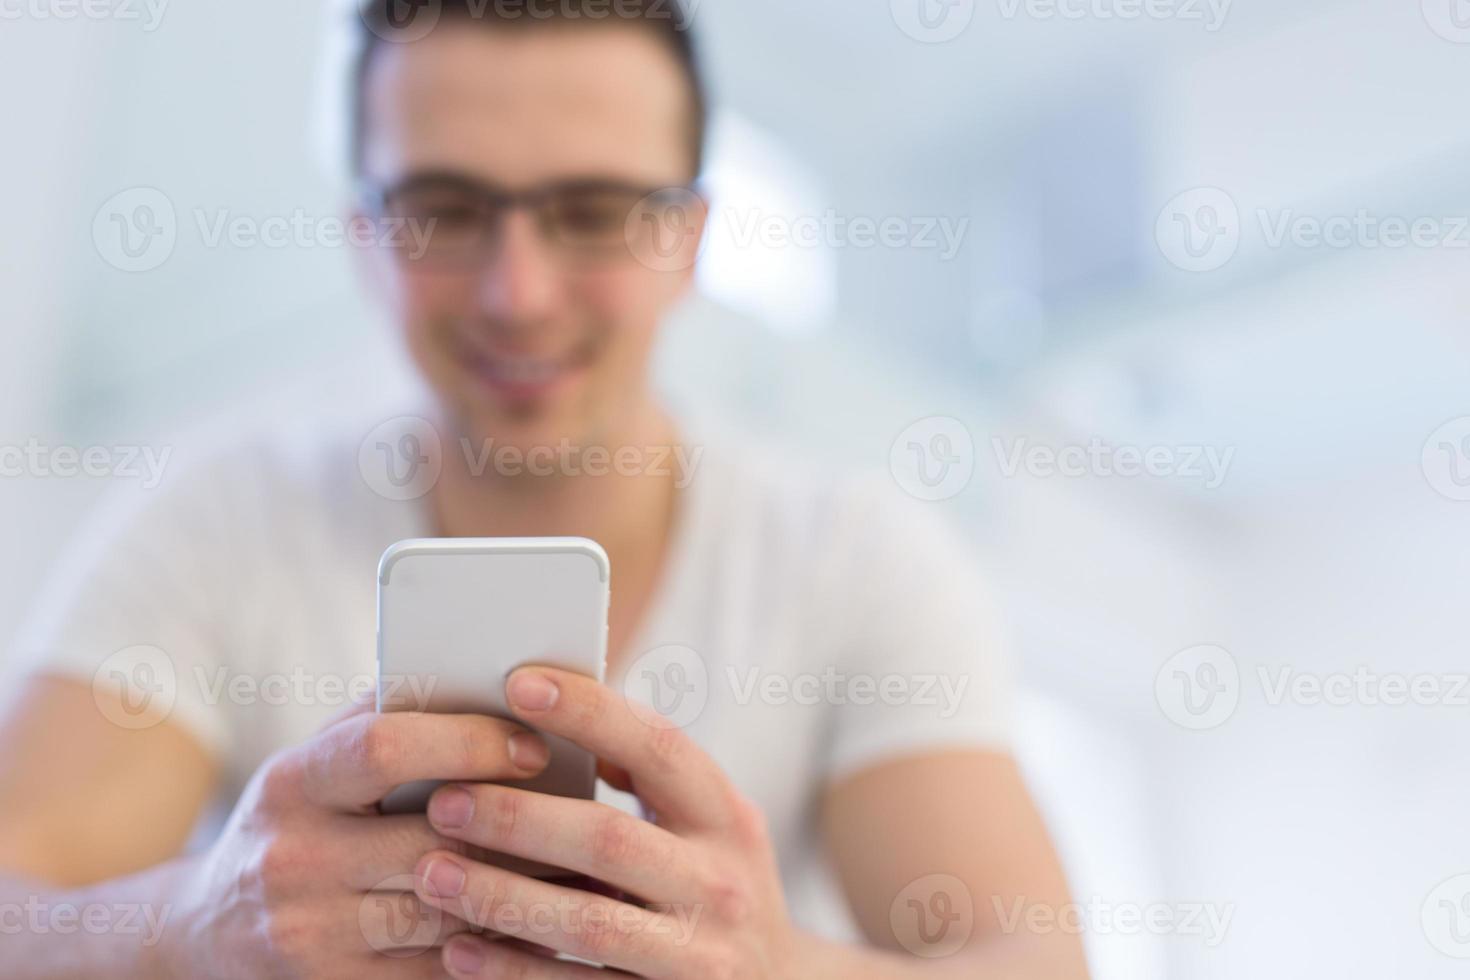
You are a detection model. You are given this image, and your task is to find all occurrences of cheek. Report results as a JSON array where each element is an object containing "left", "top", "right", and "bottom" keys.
[
  {"left": 570, "top": 265, "right": 681, "bottom": 352},
  {"left": 378, "top": 263, "right": 478, "bottom": 352},
  {"left": 399, "top": 267, "right": 476, "bottom": 320}
]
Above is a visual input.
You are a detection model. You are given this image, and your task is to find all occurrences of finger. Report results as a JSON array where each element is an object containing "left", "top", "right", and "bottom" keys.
[
  {"left": 338, "top": 810, "right": 596, "bottom": 893},
  {"left": 442, "top": 934, "right": 622, "bottom": 978},
  {"left": 334, "top": 812, "right": 459, "bottom": 889},
  {"left": 362, "top": 951, "right": 460, "bottom": 979},
  {"left": 414, "top": 851, "right": 685, "bottom": 976},
  {"left": 301, "top": 711, "right": 551, "bottom": 811},
  {"left": 426, "top": 783, "right": 708, "bottom": 905},
  {"left": 505, "top": 667, "right": 738, "bottom": 834},
  {"left": 319, "top": 690, "right": 378, "bottom": 731},
  {"left": 354, "top": 886, "right": 479, "bottom": 955}
]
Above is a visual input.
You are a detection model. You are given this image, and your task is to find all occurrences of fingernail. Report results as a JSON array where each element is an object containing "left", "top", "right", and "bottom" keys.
[
  {"left": 422, "top": 857, "right": 465, "bottom": 899},
  {"left": 507, "top": 671, "right": 559, "bottom": 711},
  {"left": 428, "top": 786, "right": 474, "bottom": 829},
  {"left": 508, "top": 731, "right": 550, "bottom": 771},
  {"left": 446, "top": 937, "right": 487, "bottom": 974}
]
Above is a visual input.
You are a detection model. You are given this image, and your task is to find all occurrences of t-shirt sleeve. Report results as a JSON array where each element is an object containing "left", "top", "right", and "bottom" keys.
[
  {"left": 5, "top": 460, "right": 240, "bottom": 759},
  {"left": 819, "top": 483, "right": 1013, "bottom": 784}
]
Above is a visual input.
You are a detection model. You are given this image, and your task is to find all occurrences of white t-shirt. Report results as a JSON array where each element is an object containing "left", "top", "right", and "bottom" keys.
[{"left": 10, "top": 415, "right": 1010, "bottom": 941}]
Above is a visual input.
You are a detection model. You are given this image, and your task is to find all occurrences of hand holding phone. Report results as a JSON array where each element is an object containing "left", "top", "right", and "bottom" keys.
[{"left": 376, "top": 537, "right": 610, "bottom": 816}]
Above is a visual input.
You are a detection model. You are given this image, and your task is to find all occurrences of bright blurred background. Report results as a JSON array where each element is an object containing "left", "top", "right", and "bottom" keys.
[{"left": 4, "top": 1, "right": 1470, "bottom": 976}]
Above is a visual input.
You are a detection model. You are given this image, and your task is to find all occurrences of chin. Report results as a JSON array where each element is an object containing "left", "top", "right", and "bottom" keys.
[{"left": 458, "top": 393, "right": 601, "bottom": 464}]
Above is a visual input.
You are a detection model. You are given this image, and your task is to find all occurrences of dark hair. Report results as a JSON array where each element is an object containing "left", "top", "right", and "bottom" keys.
[{"left": 352, "top": 0, "right": 707, "bottom": 177}]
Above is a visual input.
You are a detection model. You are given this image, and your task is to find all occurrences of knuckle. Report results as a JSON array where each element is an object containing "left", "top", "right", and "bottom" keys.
[
  {"left": 708, "top": 950, "right": 740, "bottom": 980},
  {"left": 728, "top": 793, "right": 769, "bottom": 843},
  {"left": 684, "top": 942, "right": 736, "bottom": 980},
  {"left": 263, "top": 908, "right": 314, "bottom": 962},
  {"left": 257, "top": 751, "right": 304, "bottom": 811},
  {"left": 645, "top": 724, "right": 689, "bottom": 774},
  {"left": 480, "top": 787, "right": 522, "bottom": 845},
  {"left": 475, "top": 874, "right": 516, "bottom": 924},
  {"left": 450, "top": 719, "right": 486, "bottom": 774},
  {"left": 705, "top": 876, "right": 754, "bottom": 928},
  {"left": 570, "top": 905, "right": 628, "bottom": 961},
  {"left": 588, "top": 810, "right": 641, "bottom": 871},
  {"left": 257, "top": 837, "right": 307, "bottom": 898},
  {"left": 353, "top": 717, "right": 406, "bottom": 777}
]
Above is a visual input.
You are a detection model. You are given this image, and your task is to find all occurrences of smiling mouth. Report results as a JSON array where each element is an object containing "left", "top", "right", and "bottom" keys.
[{"left": 454, "top": 338, "right": 594, "bottom": 402}]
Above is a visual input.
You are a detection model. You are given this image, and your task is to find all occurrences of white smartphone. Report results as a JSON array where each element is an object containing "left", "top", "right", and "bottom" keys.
[{"left": 376, "top": 537, "right": 610, "bottom": 816}]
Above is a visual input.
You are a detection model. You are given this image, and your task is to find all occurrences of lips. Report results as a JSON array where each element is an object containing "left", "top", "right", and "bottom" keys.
[
  {"left": 451, "top": 333, "right": 592, "bottom": 403},
  {"left": 479, "top": 355, "right": 564, "bottom": 387}
]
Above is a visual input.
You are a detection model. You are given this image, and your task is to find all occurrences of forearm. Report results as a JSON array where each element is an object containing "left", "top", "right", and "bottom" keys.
[
  {"left": 802, "top": 930, "right": 1089, "bottom": 980},
  {"left": 0, "top": 861, "right": 193, "bottom": 980}
]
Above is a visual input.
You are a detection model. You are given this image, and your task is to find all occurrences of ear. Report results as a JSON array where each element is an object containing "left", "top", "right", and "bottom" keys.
[
  {"left": 628, "top": 186, "right": 710, "bottom": 285},
  {"left": 670, "top": 188, "right": 710, "bottom": 293}
]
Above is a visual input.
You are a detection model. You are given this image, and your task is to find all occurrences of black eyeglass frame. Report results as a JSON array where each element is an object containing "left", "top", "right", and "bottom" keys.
[{"left": 356, "top": 171, "right": 705, "bottom": 263}]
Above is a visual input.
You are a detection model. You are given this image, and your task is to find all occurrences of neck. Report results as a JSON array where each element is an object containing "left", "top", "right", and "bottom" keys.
[{"left": 428, "top": 399, "right": 679, "bottom": 565}]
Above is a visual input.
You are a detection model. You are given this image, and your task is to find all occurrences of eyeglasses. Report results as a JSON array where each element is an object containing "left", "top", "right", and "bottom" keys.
[{"left": 357, "top": 172, "right": 702, "bottom": 266}]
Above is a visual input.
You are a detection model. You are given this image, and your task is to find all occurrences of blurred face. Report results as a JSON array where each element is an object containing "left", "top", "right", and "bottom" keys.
[{"left": 357, "top": 22, "right": 704, "bottom": 451}]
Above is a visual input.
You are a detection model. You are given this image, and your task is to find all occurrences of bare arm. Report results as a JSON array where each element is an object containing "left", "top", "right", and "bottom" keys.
[
  {"left": 0, "top": 676, "right": 216, "bottom": 885},
  {"left": 819, "top": 749, "right": 1089, "bottom": 979},
  {"left": 0, "top": 676, "right": 215, "bottom": 977}
]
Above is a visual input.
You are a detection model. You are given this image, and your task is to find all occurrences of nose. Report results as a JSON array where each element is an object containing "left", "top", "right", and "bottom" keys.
[{"left": 475, "top": 209, "right": 561, "bottom": 325}]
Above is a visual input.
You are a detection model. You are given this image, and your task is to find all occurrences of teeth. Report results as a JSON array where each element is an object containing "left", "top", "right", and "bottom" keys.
[{"left": 485, "top": 358, "right": 560, "bottom": 386}]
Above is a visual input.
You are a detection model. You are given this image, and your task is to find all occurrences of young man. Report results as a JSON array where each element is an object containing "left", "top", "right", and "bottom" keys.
[{"left": 0, "top": 2, "right": 1086, "bottom": 976}]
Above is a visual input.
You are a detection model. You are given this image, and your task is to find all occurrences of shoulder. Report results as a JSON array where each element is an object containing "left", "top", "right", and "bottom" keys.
[{"left": 63, "top": 413, "right": 407, "bottom": 572}]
